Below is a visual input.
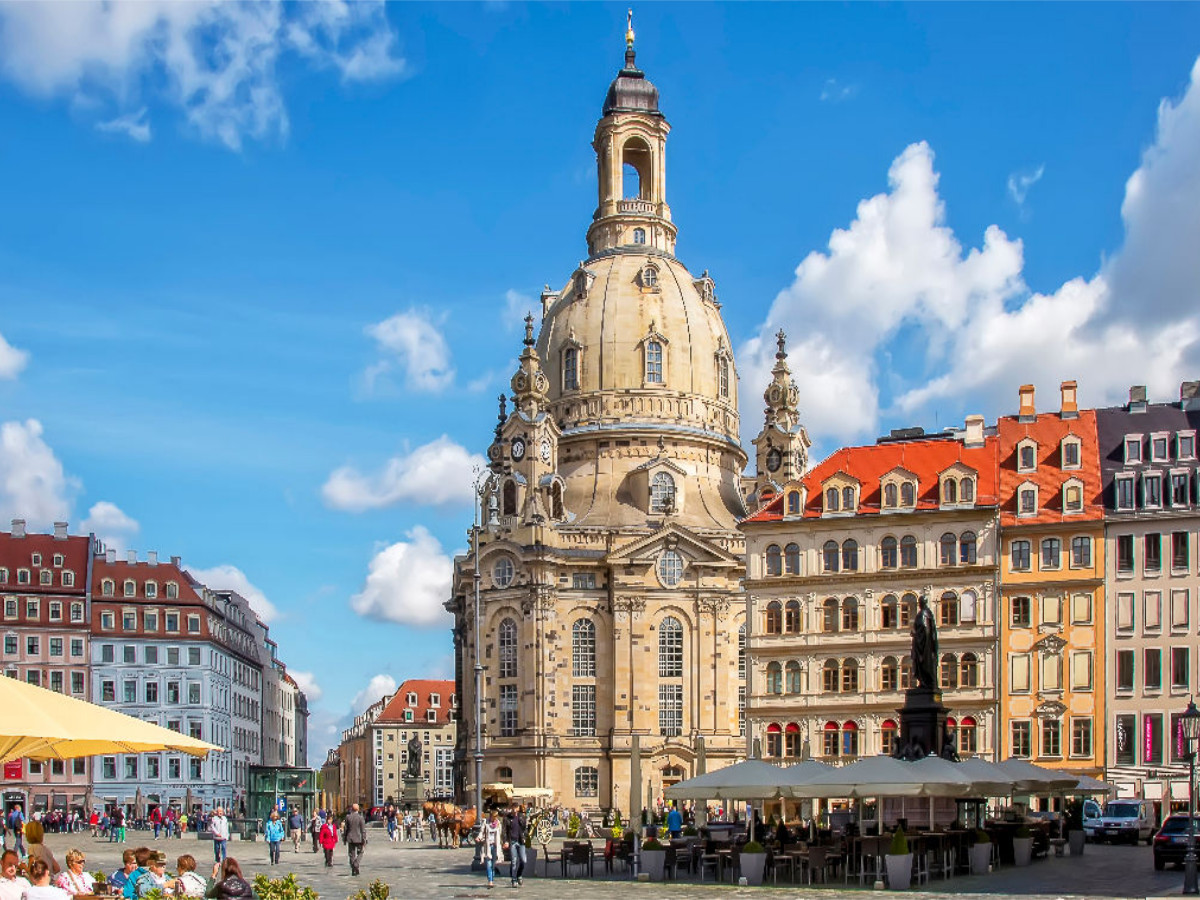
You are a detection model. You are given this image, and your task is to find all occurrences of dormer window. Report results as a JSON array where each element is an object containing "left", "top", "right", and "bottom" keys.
[
  {"left": 1061, "top": 436, "right": 1081, "bottom": 469},
  {"left": 404, "top": 710, "right": 413, "bottom": 723},
  {"left": 123, "top": 579, "right": 136, "bottom": 598},
  {"left": 1063, "top": 479, "right": 1084, "bottom": 514},
  {"left": 942, "top": 478, "right": 958, "bottom": 505},
  {"left": 39, "top": 570, "right": 51, "bottom": 585},
  {"left": 407, "top": 692, "right": 418, "bottom": 706},
  {"left": 633, "top": 227, "right": 646, "bottom": 244},
  {"left": 786, "top": 490, "right": 802, "bottom": 516},
  {"left": 31, "top": 553, "right": 41, "bottom": 567},
  {"left": 52, "top": 554, "right": 63, "bottom": 568},
  {"left": 1116, "top": 474, "right": 1135, "bottom": 510},
  {"left": 650, "top": 472, "right": 676, "bottom": 514},
  {"left": 563, "top": 347, "right": 579, "bottom": 391},
  {"left": 430, "top": 693, "right": 440, "bottom": 708},
  {"left": 640, "top": 264, "right": 659, "bottom": 290},
  {"left": 574, "top": 271, "right": 589, "bottom": 299},
  {"left": 900, "top": 482, "right": 915, "bottom": 507},
  {"left": 883, "top": 483, "right": 897, "bottom": 508},
  {"left": 426, "top": 709, "right": 437, "bottom": 722},
  {"left": 102, "top": 579, "right": 114, "bottom": 597},
  {"left": 1150, "top": 433, "right": 1169, "bottom": 462},
  {"left": 645, "top": 339, "right": 663, "bottom": 383},
  {"left": 825, "top": 488, "right": 839, "bottom": 513},
  {"left": 841, "top": 486, "right": 855, "bottom": 511},
  {"left": 1017, "top": 440, "right": 1037, "bottom": 473},
  {"left": 961, "top": 477, "right": 975, "bottom": 503},
  {"left": 165, "top": 582, "right": 178, "bottom": 599},
  {"left": 1143, "top": 473, "right": 1163, "bottom": 508},
  {"left": 1179, "top": 432, "right": 1197, "bottom": 460},
  {"left": 145, "top": 581, "right": 158, "bottom": 599},
  {"left": 1018, "top": 483, "right": 1038, "bottom": 516},
  {"left": 1125, "top": 435, "right": 1143, "bottom": 464}
]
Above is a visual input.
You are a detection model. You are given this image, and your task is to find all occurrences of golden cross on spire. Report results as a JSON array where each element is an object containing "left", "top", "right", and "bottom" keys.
[{"left": 626, "top": 9, "right": 635, "bottom": 48}]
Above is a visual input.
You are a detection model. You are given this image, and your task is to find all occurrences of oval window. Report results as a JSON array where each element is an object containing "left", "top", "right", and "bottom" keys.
[
  {"left": 657, "top": 550, "right": 684, "bottom": 588},
  {"left": 493, "top": 557, "right": 515, "bottom": 588}
]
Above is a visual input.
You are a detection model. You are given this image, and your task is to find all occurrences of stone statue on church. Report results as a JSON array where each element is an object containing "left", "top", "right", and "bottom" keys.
[
  {"left": 407, "top": 735, "right": 423, "bottom": 778},
  {"left": 910, "top": 594, "right": 939, "bottom": 690}
]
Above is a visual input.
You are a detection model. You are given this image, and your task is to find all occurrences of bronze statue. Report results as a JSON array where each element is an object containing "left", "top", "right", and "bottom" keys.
[
  {"left": 910, "top": 594, "right": 939, "bottom": 690},
  {"left": 407, "top": 735, "right": 423, "bottom": 778}
]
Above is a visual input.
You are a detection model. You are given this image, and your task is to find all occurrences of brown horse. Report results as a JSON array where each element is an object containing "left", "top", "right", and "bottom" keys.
[{"left": 422, "top": 801, "right": 477, "bottom": 848}]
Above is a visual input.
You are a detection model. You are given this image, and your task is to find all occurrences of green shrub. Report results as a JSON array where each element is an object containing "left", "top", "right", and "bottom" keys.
[
  {"left": 253, "top": 873, "right": 319, "bottom": 900},
  {"left": 973, "top": 828, "right": 991, "bottom": 844},
  {"left": 348, "top": 881, "right": 389, "bottom": 900},
  {"left": 888, "top": 826, "right": 909, "bottom": 856},
  {"left": 642, "top": 837, "right": 664, "bottom": 850},
  {"left": 567, "top": 813, "right": 580, "bottom": 838},
  {"left": 1014, "top": 824, "right": 1032, "bottom": 839},
  {"left": 740, "top": 840, "right": 765, "bottom": 854},
  {"left": 682, "top": 825, "right": 697, "bottom": 837}
]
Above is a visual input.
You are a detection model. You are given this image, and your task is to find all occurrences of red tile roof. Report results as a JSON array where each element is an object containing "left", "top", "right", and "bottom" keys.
[
  {"left": 0, "top": 531, "right": 90, "bottom": 594},
  {"left": 377, "top": 679, "right": 456, "bottom": 726},
  {"left": 996, "top": 410, "right": 1104, "bottom": 525},
  {"left": 744, "top": 435, "right": 1000, "bottom": 523}
]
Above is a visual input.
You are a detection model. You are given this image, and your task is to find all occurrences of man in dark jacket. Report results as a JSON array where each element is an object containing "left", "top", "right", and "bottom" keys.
[
  {"left": 342, "top": 805, "right": 367, "bottom": 876},
  {"left": 504, "top": 806, "right": 527, "bottom": 887}
]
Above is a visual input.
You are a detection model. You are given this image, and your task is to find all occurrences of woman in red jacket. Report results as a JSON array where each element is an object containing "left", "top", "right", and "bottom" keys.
[{"left": 318, "top": 818, "right": 338, "bottom": 869}]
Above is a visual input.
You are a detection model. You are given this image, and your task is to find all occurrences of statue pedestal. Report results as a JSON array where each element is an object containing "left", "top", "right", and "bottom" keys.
[
  {"left": 402, "top": 775, "right": 427, "bottom": 807},
  {"left": 896, "top": 687, "right": 950, "bottom": 760}
]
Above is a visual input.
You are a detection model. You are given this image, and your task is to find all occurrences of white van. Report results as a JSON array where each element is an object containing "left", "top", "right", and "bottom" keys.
[
  {"left": 1094, "top": 799, "right": 1156, "bottom": 844},
  {"left": 1082, "top": 799, "right": 1102, "bottom": 840}
]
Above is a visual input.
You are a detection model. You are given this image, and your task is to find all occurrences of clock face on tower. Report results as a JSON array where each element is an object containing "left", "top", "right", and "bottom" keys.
[
  {"left": 540, "top": 438, "right": 552, "bottom": 462},
  {"left": 766, "top": 448, "right": 782, "bottom": 473},
  {"left": 511, "top": 438, "right": 526, "bottom": 461}
]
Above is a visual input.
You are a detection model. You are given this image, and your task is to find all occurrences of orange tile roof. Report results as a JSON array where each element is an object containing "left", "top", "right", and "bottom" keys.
[
  {"left": 996, "top": 410, "right": 1103, "bottom": 525},
  {"left": 0, "top": 532, "right": 90, "bottom": 592},
  {"left": 744, "top": 435, "right": 1000, "bottom": 524},
  {"left": 91, "top": 558, "right": 204, "bottom": 603},
  {"left": 377, "top": 678, "right": 456, "bottom": 726}
]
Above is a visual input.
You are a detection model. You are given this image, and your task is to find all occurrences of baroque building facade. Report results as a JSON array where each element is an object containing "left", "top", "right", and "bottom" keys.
[
  {"left": 449, "top": 32, "right": 759, "bottom": 815},
  {"left": 742, "top": 416, "right": 1001, "bottom": 765}
]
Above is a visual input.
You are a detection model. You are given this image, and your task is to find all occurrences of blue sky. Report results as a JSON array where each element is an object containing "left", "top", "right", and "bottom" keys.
[{"left": 1, "top": 2, "right": 1198, "bottom": 760}]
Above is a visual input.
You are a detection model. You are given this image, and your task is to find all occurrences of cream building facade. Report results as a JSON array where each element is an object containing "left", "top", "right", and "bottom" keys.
[
  {"left": 448, "top": 32, "right": 764, "bottom": 816},
  {"left": 742, "top": 419, "right": 1001, "bottom": 764},
  {"left": 370, "top": 680, "right": 457, "bottom": 805}
]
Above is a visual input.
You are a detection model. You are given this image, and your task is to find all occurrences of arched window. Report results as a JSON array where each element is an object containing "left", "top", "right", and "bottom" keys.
[
  {"left": 784, "top": 722, "right": 802, "bottom": 758},
  {"left": 785, "top": 660, "right": 802, "bottom": 694},
  {"left": 940, "top": 532, "right": 957, "bottom": 566},
  {"left": 825, "top": 487, "right": 839, "bottom": 512},
  {"left": 842, "top": 721, "right": 860, "bottom": 757},
  {"left": 822, "top": 540, "right": 839, "bottom": 573},
  {"left": 737, "top": 624, "right": 746, "bottom": 679},
  {"left": 572, "top": 619, "right": 595, "bottom": 677},
  {"left": 784, "top": 543, "right": 801, "bottom": 575},
  {"left": 822, "top": 721, "right": 839, "bottom": 758},
  {"left": 960, "top": 531, "right": 977, "bottom": 564},
  {"left": 961, "top": 478, "right": 975, "bottom": 503},
  {"left": 880, "top": 536, "right": 898, "bottom": 569},
  {"left": 900, "top": 482, "right": 915, "bottom": 506},
  {"left": 102, "top": 579, "right": 114, "bottom": 597},
  {"left": 493, "top": 557, "right": 515, "bottom": 588},
  {"left": 841, "top": 659, "right": 860, "bottom": 693},
  {"left": 881, "top": 719, "right": 899, "bottom": 756},
  {"left": 940, "top": 653, "right": 958, "bottom": 689},
  {"left": 498, "top": 618, "right": 518, "bottom": 678},
  {"left": 645, "top": 339, "right": 663, "bottom": 383},
  {"left": 642, "top": 266, "right": 658, "bottom": 289},
  {"left": 881, "top": 594, "right": 899, "bottom": 629},
  {"left": 880, "top": 656, "right": 899, "bottom": 691},
  {"left": 123, "top": 579, "right": 136, "bottom": 597},
  {"left": 841, "top": 597, "right": 859, "bottom": 631},
  {"left": 822, "top": 597, "right": 839, "bottom": 633},
  {"left": 765, "top": 723, "right": 782, "bottom": 758},
  {"left": 765, "top": 601, "right": 782, "bottom": 635},
  {"left": 165, "top": 582, "right": 178, "bottom": 599},
  {"left": 633, "top": 227, "right": 646, "bottom": 244},
  {"left": 901, "top": 593, "right": 917, "bottom": 627},
  {"left": 551, "top": 482, "right": 564, "bottom": 519},
  {"left": 944, "top": 478, "right": 958, "bottom": 504},
  {"left": 960, "top": 652, "right": 979, "bottom": 687},
  {"left": 784, "top": 599, "right": 801, "bottom": 633},
  {"left": 841, "top": 486, "right": 855, "bottom": 511},
  {"left": 899, "top": 655, "right": 912, "bottom": 690},
  {"left": 766, "top": 662, "right": 782, "bottom": 695},
  {"left": 563, "top": 347, "right": 579, "bottom": 391},
  {"left": 502, "top": 481, "right": 518, "bottom": 516},
  {"left": 841, "top": 539, "right": 858, "bottom": 571},
  {"left": 718, "top": 357, "right": 729, "bottom": 399},
  {"left": 900, "top": 535, "right": 917, "bottom": 568},
  {"left": 786, "top": 491, "right": 802, "bottom": 515},
  {"left": 765, "top": 544, "right": 782, "bottom": 576},
  {"left": 940, "top": 591, "right": 959, "bottom": 627},
  {"left": 650, "top": 472, "right": 676, "bottom": 514},
  {"left": 658, "top": 616, "right": 684, "bottom": 677},
  {"left": 822, "top": 660, "right": 839, "bottom": 693},
  {"left": 884, "top": 483, "right": 898, "bottom": 508},
  {"left": 958, "top": 716, "right": 978, "bottom": 754}
]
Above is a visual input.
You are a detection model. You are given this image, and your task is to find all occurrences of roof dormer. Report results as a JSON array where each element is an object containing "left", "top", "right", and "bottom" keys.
[
  {"left": 820, "top": 472, "right": 860, "bottom": 517},
  {"left": 1062, "top": 477, "right": 1085, "bottom": 515},
  {"left": 938, "top": 462, "right": 978, "bottom": 509},
  {"left": 1016, "top": 438, "right": 1038, "bottom": 473},
  {"left": 879, "top": 466, "right": 919, "bottom": 511},
  {"left": 1060, "top": 434, "right": 1082, "bottom": 470}
]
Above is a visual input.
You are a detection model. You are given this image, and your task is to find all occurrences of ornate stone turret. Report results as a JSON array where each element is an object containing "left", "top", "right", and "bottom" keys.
[
  {"left": 750, "top": 330, "right": 811, "bottom": 501},
  {"left": 510, "top": 314, "right": 549, "bottom": 418}
]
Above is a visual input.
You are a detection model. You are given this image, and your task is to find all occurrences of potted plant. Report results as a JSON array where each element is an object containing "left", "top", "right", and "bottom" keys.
[
  {"left": 640, "top": 836, "right": 667, "bottom": 881},
  {"left": 969, "top": 827, "right": 992, "bottom": 874},
  {"left": 610, "top": 810, "right": 624, "bottom": 841},
  {"left": 885, "top": 826, "right": 913, "bottom": 890},
  {"left": 1065, "top": 800, "right": 1086, "bottom": 856},
  {"left": 566, "top": 812, "right": 580, "bottom": 839},
  {"left": 1012, "top": 824, "right": 1034, "bottom": 867},
  {"left": 738, "top": 840, "right": 767, "bottom": 886}
]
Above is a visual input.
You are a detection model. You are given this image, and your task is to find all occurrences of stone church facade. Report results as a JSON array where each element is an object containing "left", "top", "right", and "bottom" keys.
[{"left": 447, "top": 30, "right": 806, "bottom": 815}]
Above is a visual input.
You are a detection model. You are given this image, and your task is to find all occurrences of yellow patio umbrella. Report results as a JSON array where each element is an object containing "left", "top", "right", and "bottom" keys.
[{"left": 0, "top": 675, "right": 222, "bottom": 763}]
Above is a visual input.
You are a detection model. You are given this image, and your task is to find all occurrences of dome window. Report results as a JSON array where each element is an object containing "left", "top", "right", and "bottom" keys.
[
  {"left": 633, "top": 228, "right": 646, "bottom": 245},
  {"left": 638, "top": 264, "right": 660, "bottom": 291},
  {"left": 563, "top": 347, "right": 579, "bottom": 391},
  {"left": 645, "top": 340, "right": 664, "bottom": 383},
  {"left": 650, "top": 472, "right": 676, "bottom": 514},
  {"left": 493, "top": 557, "right": 515, "bottom": 589}
]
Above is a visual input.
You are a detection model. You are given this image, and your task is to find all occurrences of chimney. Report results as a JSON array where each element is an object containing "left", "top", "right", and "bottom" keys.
[
  {"left": 1128, "top": 385, "right": 1148, "bottom": 414},
  {"left": 171, "top": 555, "right": 181, "bottom": 568},
  {"left": 106, "top": 549, "right": 116, "bottom": 564},
  {"left": 147, "top": 551, "right": 158, "bottom": 566},
  {"left": 10, "top": 519, "right": 25, "bottom": 538},
  {"left": 1059, "top": 380, "right": 1078, "bottom": 419},
  {"left": 53, "top": 521, "right": 68, "bottom": 540},
  {"left": 963, "top": 414, "right": 985, "bottom": 448},
  {"left": 1018, "top": 384, "right": 1036, "bottom": 423},
  {"left": 1182, "top": 380, "right": 1200, "bottom": 412},
  {"left": 126, "top": 550, "right": 137, "bottom": 564}
]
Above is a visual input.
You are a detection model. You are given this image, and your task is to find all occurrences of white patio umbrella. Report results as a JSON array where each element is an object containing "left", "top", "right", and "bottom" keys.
[
  {"left": 1072, "top": 774, "right": 1117, "bottom": 795},
  {"left": 792, "top": 755, "right": 974, "bottom": 799},
  {"left": 952, "top": 757, "right": 1021, "bottom": 796},
  {"left": 664, "top": 759, "right": 823, "bottom": 801},
  {"left": 996, "top": 758, "right": 1078, "bottom": 793}
]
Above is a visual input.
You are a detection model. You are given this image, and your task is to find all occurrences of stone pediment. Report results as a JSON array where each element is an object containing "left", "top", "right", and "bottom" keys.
[
  {"left": 606, "top": 522, "right": 740, "bottom": 568},
  {"left": 821, "top": 469, "right": 861, "bottom": 488},
  {"left": 938, "top": 461, "right": 977, "bottom": 478},
  {"left": 1037, "top": 633, "right": 1067, "bottom": 654},
  {"left": 631, "top": 456, "right": 689, "bottom": 477},
  {"left": 881, "top": 465, "right": 919, "bottom": 482}
]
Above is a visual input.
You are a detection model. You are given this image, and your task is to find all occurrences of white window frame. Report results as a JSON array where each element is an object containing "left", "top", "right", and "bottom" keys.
[
  {"left": 1017, "top": 439, "right": 1038, "bottom": 473},
  {"left": 1115, "top": 473, "right": 1136, "bottom": 511},
  {"left": 1124, "top": 434, "right": 1144, "bottom": 464},
  {"left": 1018, "top": 482, "right": 1038, "bottom": 517},
  {"left": 1062, "top": 478, "right": 1085, "bottom": 515},
  {"left": 1178, "top": 430, "right": 1197, "bottom": 461},
  {"left": 1061, "top": 436, "right": 1082, "bottom": 470},
  {"left": 1150, "top": 431, "right": 1170, "bottom": 463}
]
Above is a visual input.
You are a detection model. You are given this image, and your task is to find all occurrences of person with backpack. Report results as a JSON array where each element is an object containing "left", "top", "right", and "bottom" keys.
[{"left": 7, "top": 807, "right": 25, "bottom": 859}]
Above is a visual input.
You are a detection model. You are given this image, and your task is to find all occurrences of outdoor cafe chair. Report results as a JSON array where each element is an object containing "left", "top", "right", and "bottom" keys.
[{"left": 804, "top": 846, "right": 828, "bottom": 884}]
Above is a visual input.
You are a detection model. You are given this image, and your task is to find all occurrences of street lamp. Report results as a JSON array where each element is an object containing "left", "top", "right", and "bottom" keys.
[
  {"left": 1181, "top": 698, "right": 1200, "bottom": 895},
  {"left": 471, "top": 468, "right": 497, "bottom": 868}
]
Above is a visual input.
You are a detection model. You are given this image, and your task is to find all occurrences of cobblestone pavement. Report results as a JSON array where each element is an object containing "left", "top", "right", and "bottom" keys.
[{"left": 30, "top": 832, "right": 1189, "bottom": 899}]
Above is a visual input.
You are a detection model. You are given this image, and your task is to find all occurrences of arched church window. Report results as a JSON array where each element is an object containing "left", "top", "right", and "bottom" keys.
[
  {"left": 633, "top": 227, "right": 646, "bottom": 244},
  {"left": 657, "top": 549, "right": 684, "bottom": 588},
  {"left": 645, "top": 340, "right": 663, "bottom": 383},
  {"left": 572, "top": 619, "right": 595, "bottom": 677},
  {"left": 563, "top": 348, "right": 578, "bottom": 391},
  {"left": 502, "top": 481, "right": 517, "bottom": 517},
  {"left": 718, "top": 357, "right": 729, "bottom": 399},
  {"left": 551, "top": 482, "right": 564, "bottom": 520},
  {"left": 498, "top": 618, "right": 518, "bottom": 678},
  {"left": 658, "top": 616, "right": 683, "bottom": 677},
  {"left": 650, "top": 471, "right": 675, "bottom": 513}
]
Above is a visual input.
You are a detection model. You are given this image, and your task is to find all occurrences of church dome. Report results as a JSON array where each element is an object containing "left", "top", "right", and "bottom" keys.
[{"left": 602, "top": 49, "right": 661, "bottom": 117}]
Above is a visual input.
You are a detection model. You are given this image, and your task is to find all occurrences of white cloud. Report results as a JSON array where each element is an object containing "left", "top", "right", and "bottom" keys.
[
  {"left": 1006, "top": 164, "right": 1044, "bottom": 208},
  {"left": 0, "top": 1, "right": 403, "bottom": 151},
  {"left": 350, "top": 526, "right": 454, "bottom": 628},
  {"left": 96, "top": 108, "right": 151, "bottom": 142},
  {"left": 350, "top": 673, "right": 396, "bottom": 715},
  {"left": 190, "top": 563, "right": 280, "bottom": 624},
  {"left": 322, "top": 435, "right": 485, "bottom": 512},
  {"left": 0, "top": 420, "right": 76, "bottom": 529},
  {"left": 743, "top": 55, "right": 1200, "bottom": 445},
  {"left": 289, "top": 670, "right": 323, "bottom": 703},
  {"left": 80, "top": 501, "right": 140, "bottom": 551},
  {"left": 503, "top": 289, "right": 533, "bottom": 332},
  {"left": 0, "top": 332, "right": 29, "bottom": 380},
  {"left": 365, "top": 309, "right": 455, "bottom": 392},
  {"left": 820, "top": 78, "right": 856, "bottom": 103}
]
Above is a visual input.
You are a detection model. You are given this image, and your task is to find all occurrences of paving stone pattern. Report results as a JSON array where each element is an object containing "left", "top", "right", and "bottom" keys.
[{"left": 33, "top": 832, "right": 1189, "bottom": 900}]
